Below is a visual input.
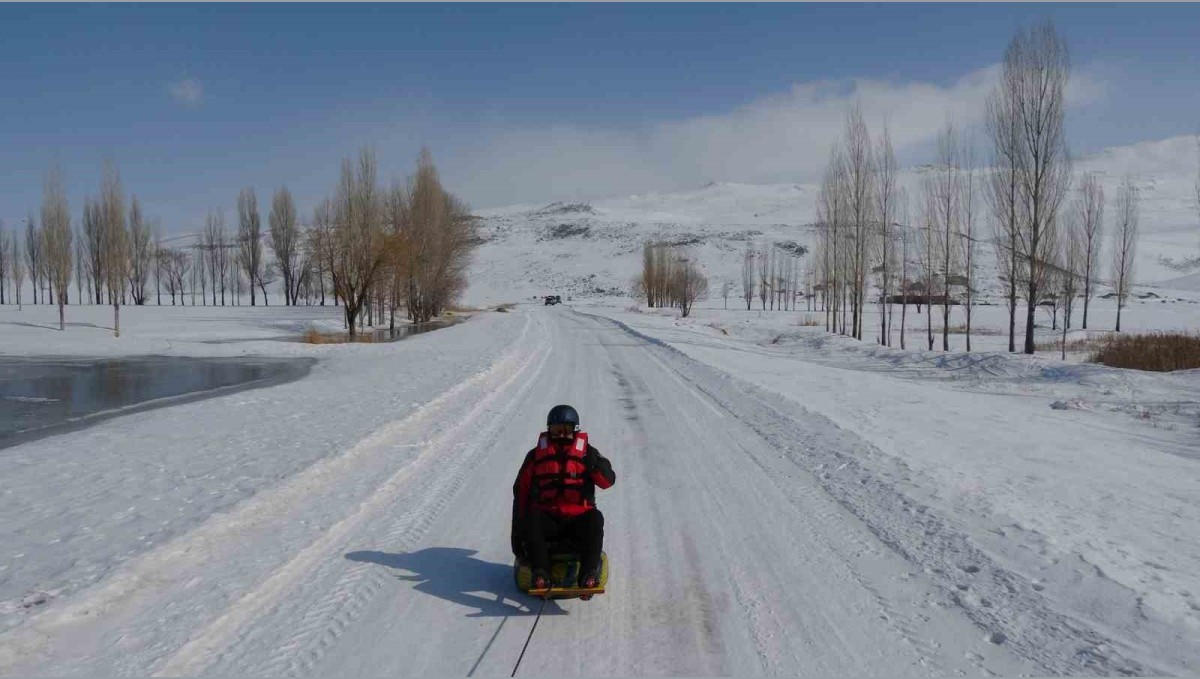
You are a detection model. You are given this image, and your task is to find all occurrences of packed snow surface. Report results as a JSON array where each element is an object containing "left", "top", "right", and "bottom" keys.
[{"left": 1, "top": 300, "right": 1197, "bottom": 675}]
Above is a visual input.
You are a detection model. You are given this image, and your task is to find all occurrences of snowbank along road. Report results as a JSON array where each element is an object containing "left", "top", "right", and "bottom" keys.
[{"left": 0, "top": 306, "right": 1181, "bottom": 675}]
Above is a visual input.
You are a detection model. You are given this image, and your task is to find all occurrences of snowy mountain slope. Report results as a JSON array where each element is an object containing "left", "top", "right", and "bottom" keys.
[{"left": 464, "top": 135, "right": 1200, "bottom": 307}]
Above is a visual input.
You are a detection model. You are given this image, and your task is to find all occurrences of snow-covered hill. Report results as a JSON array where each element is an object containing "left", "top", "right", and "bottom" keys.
[{"left": 464, "top": 135, "right": 1200, "bottom": 307}]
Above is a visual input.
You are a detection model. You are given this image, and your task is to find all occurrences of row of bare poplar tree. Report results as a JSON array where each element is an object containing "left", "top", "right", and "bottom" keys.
[
  {"left": 734, "top": 243, "right": 805, "bottom": 312},
  {"left": 636, "top": 243, "right": 709, "bottom": 317},
  {"left": 810, "top": 21, "right": 1145, "bottom": 357},
  {"left": 0, "top": 148, "right": 476, "bottom": 337}
]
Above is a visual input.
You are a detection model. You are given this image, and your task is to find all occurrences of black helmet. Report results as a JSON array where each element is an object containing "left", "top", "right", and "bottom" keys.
[{"left": 547, "top": 404, "right": 580, "bottom": 428}]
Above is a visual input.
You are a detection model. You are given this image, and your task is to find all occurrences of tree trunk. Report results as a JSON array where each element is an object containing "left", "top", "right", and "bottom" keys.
[
  {"left": 965, "top": 298, "right": 972, "bottom": 353},
  {"left": 1023, "top": 299, "right": 1036, "bottom": 354},
  {"left": 113, "top": 302, "right": 120, "bottom": 338},
  {"left": 942, "top": 299, "right": 950, "bottom": 351},
  {"left": 926, "top": 295, "right": 933, "bottom": 351},
  {"left": 1061, "top": 313, "right": 1068, "bottom": 359},
  {"left": 1082, "top": 283, "right": 1090, "bottom": 329}
]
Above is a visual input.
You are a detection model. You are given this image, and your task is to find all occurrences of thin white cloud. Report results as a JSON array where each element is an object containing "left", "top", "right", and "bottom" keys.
[
  {"left": 445, "top": 64, "right": 1107, "bottom": 208},
  {"left": 168, "top": 77, "right": 204, "bottom": 107}
]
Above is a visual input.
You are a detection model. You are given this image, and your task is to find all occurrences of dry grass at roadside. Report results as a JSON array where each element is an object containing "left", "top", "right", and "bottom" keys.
[{"left": 1089, "top": 332, "right": 1200, "bottom": 372}]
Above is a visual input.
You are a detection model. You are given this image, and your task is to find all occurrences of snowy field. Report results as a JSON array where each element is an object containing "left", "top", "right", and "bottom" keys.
[{"left": 0, "top": 304, "right": 523, "bottom": 649}]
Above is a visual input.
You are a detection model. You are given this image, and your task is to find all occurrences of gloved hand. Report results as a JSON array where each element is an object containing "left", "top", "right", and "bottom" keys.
[{"left": 584, "top": 446, "right": 599, "bottom": 472}]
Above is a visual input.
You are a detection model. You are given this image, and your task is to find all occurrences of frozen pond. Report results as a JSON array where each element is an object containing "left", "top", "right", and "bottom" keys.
[{"left": 0, "top": 356, "right": 314, "bottom": 449}]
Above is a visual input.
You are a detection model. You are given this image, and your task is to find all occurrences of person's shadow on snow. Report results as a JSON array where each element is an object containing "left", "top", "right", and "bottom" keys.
[{"left": 345, "top": 547, "right": 566, "bottom": 618}]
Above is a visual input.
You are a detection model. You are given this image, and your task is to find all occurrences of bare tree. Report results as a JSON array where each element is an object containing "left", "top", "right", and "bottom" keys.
[
  {"left": 157, "top": 245, "right": 171, "bottom": 303},
  {"left": 162, "top": 248, "right": 192, "bottom": 306},
  {"left": 741, "top": 243, "right": 755, "bottom": 310},
  {"left": 920, "top": 176, "right": 939, "bottom": 350},
  {"left": 74, "top": 228, "right": 88, "bottom": 304},
  {"left": 237, "top": 188, "right": 264, "bottom": 306},
  {"left": 816, "top": 154, "right": 835, "bottom": 331},
  {"left": 1060, "top": 211, "right": 1085, "bottom": 359},
  {"left": 898, "top": 190, "right": 910, "bottom": 350},
  {"left": 756, "top": 244, "right": 769, "bottom": 310},
  {"left": 100, "top": 160, "right": 130, "bottom": 337},
  {"left": 12, "top": 232, "right": 25, "bottom": 309},
  {"left": 934, "top": 122, "right": 961, "bottom": 351},
  {"left": 269, "top": 186, "right": 300, "bottom": 305},
  {"left": 396, "top": 149, "right": 476, "bottom": 323},
  {"left": 641, "top": 242, "right": 657, "bottom": 307},
  {"left": 960, "top": 137, "right": 978, "bottom": 352},
  {"left": 42, "top": 166, "right": 73, "bottom": 329},
  {"left": 1008, "top": 21, "right": 1073, "bottom": 354},
  {"left": 127, "top": 196, "right": 152, "bottom": 305},
  {"left": 985, "top": 60, "right": 1022, "bottom": 353},
  {"left": 82, "top": 199, "right": 105, "bottom": 304},
  {"left": 0, "top": 221, "right": 8, "bottom": 305},
  {"left": 211, "top": 210, "right": 231, "bottom": 306},
  {"left": 326, "top": 148, "right": 390, "bottom": 335},
  {"left": 153, "top": 227, "right": 163, "bottom": 305},
  {"left": 874, "top": 123, "right": 897, "bottom": 346},
  {"left": 25, "top": 215, "right": 41, "bottom": 304},
  {"left": 194, "top": 237, "right": 208, "bottom": 306},
  {"left": 844, "top": 105, "right": 875, "bottom": 340},
  {"left": 161, "top": 247, "right": 180, "bottom": 304},
  {"left": 182, "top": 247, "right": 193, "bottom": 305},
  {"left": 1111, "top": 176, "right": 1140, "bottom": 332},
  {"left": 1076, "top": 172, "right": 1104, "bottom": 329},
  {"left": 671, "top": 251, "right": 708, "bottom": 317},
  {"left": 721, "top": 279, "right": 730, "bottom": 309},
  {"left": 768, "top": 245, "right": 777, "bottom": 310},
  {"left": 653, "top": 244, "right": 673, "bottom": 309},
  {"left": 201, "top": 210, "right": 222, "bottom": 305}
]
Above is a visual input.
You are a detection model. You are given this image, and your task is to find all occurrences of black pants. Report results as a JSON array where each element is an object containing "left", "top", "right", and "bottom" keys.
[{"left": 526, "top": 508, "right": 604, "bottom": 578}]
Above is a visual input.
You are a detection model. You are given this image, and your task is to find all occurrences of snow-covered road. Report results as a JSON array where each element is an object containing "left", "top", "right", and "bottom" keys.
[{"left": 0, "top": 306, "right": 1184, "bottom": 675}]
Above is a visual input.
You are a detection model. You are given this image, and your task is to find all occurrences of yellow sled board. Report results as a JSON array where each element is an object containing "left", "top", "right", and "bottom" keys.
[
  {"left": 528, "top": 586, "right": 604, "bottom": 598},
  {"left": 514, "top": 551, "right": 608, "bottom": 600}
]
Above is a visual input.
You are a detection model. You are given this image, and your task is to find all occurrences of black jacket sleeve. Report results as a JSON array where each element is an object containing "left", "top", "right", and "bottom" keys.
[
  {"left": 511, "top": 449, "right": 535, "bottom": 558},
  {"left": 586, "top": 444, "right": 616, "bottom": 488}
]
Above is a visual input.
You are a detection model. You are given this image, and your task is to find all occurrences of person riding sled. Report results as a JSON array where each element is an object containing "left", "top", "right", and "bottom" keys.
[{"left": 512, "top": 404, "right": 615, "bottom": 596}]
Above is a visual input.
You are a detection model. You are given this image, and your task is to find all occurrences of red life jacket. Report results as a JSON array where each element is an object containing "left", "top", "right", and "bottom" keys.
[{"left": 530, "top": 431, "right": 592, "bottom": 512}]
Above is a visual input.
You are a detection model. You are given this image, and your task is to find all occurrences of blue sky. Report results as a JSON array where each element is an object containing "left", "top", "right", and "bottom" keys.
[{"left": 1, "top": 3, "right": 1198, "bottom": 234}]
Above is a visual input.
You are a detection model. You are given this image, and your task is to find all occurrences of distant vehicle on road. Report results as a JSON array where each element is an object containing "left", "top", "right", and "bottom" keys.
[{"left": 544, "top": 295, "right": 562, "bottom": 306}]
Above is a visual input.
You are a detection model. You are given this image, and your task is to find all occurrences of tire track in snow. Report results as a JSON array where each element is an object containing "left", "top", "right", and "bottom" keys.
[
  {"left": 726, "top": 431, "right": 959, "bottom": 675},
  {"left": 635, "top": 326, "right": 952, "bottom": 674},
  {"left": 597, "top": 317, "right": 939, "bottom": 675},
  {"left": 155, "top": 312, "right": 551, "bottom": 676},
  {"left": 0, "top": 313, "right": 538, "bottom": 675},
  {"left": 591, "top": 311, "right": 1159, "bottom": 676}
]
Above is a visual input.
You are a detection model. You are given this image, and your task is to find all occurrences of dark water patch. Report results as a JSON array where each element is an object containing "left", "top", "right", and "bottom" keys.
[
  {"left": 0, "top": 356, "right": 314, "bottom": 450},
  {"left": 300, "top": 318, "right": 461, "bottom": 344},
  {"left": 196, "top": 317, "right": 464, "bottom": 345}
]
